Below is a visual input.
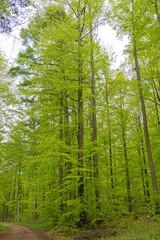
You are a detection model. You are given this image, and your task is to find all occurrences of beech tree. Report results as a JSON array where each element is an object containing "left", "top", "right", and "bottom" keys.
[
  {"left": 8, "top": 1, "right": 107, "bottom": 226},
  {"left": 108, "top": 0, "right": 160, "bottom": 211},
  {"left": 0, "top": 0, "right": 160, "bottom": 229}
]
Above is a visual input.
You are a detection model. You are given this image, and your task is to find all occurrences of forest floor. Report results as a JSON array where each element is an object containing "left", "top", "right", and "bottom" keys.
[
  {"left": 47, "top": 215, "right": 160, "bottom": 240},
  {"left": 1, "top": 215, "right": 160, "bottom": 240}
]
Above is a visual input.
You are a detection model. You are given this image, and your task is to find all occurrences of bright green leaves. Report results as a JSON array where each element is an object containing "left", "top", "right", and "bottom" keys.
[
  {"left": 0, "top": 0, "right": 11, "bottom": 17},
  {"left": 1, "top": 0, "right": 160, "bottom": 228},
  {"left": 9, "top": 66, "right": 31, "bottom": 77}
]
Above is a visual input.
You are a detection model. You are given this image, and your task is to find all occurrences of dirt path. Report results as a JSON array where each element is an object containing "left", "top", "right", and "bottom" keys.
[{"left": 0, "top": 224, "right": 52, "bottom": 240}]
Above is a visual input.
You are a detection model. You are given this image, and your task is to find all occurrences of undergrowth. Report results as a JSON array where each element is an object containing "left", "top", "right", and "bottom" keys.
[
  {"left": 18, "top": 215, "right": 160, "bottom": 239},
  {"left": 2, "top": 214, "right": 160, "bottom": 240},
  {"left": 102, "top": 214, "right": 160, "bottom": 240},
  {"left": 0, "top": 224, "right": 8, "bottom": 231}
]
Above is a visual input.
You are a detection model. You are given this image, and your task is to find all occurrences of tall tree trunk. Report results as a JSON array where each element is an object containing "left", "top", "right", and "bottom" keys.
[
  {"left": 59, "top": 93, "right": 64, "bottom": 213},
  {"left": 30, "top": 187, "right": 33, "bottom": 221},
  {"left": 16, "top": 179, "right": 21, "bottom": 222},
  {"left": 3, "top": 193, "right": 10, "bottom": 221},
  {"left": 78, "top": 43, "right": 84, "bottom": 199},
  {"left": 105, "top": 79, "right": 114, "bottom": 190},
  {"left": 64, "top": 95, "right": 74, "bottom": 200},
  {"left": 11, "top": 189, "right": 15, "bottom": 222},
  {"left": 153, "top": 79, "right": 160, "bottom": 103},
  {"left": 153, "top": 88, "right": 160, "bottom": 125},
  {"left": 138, "top": 117, "right": 150, "bottom": 201},
  {"left": 136, "top": 115, "right": 150, "bottom": 203},
  {"left": 131, "top": 2, "right": 159, "bottom": 209},
  {"left": 34, "top": 176, "right": 38, "bottom": 221},
  {"left": 121, "top": 117, "right": 132, "bottom": 213},
  {"left": 77, "top": 1, "right": 86, "bottom": 226},
  {"left": 133, "top": 43, "right": 158, "bottom": 196},
  {"left": 137, "top": 144, "right": 148, "bottom": 202},
  {"left": 90, "top": 22, "right": 100, "bottom": 201},
  {"left": 34, "top": 192, "right": 38, "bottom": 220}
]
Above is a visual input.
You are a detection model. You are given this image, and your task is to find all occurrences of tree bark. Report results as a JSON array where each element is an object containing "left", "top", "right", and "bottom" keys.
[
  {"left": 138, "top": 115, "right": 150, "bottom": 200},
  {"left": 77, "top": 1, "right": 85, "bottom": 226},
  {"left": 137, "top": 144, "right": 147, "bottom": 199},
  {"left": 90, "top": 23, "right": 100, "bottom": 201},
  {"left": 153, "top": 88, "right": 160, "bottom": 125},
  {"left": 3, "top": 194, "right": 10, "bottom": 221},
  {"left": 121, "top": 115, "right": 132, "bottom": 213},
  {"left": 16, "top": 179, "right": 21, "bottom": 222},
  {"left": 106, "top": 79, "right": 114, "bottom": 190},
  {"left": 64, "top": 95, "right": 74, "bottom": 200},
  {"left": 59, "top": 92, "right": 64, "bottom": 213},
  {"left": 34, "top": 192, "right": 38, "bottom": 220}
]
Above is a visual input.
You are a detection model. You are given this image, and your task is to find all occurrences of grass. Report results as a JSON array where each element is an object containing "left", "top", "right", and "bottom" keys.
[
  {"left": 18, "top": 221, "right": 52, "bottom": 231},
  {"left": 101, "top": 214, "right": 160, "bottom": 240},
  {"left": 0, "top": 224, "right": 8, "bottom": 231},
  {"left": 4, "top": 221, "right": 52, "bottom": 231}
]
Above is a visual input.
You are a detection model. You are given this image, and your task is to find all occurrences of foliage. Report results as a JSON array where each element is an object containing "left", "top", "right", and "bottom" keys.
[{"left": 0, "top": 0, "right": 160, "bottom": 234}]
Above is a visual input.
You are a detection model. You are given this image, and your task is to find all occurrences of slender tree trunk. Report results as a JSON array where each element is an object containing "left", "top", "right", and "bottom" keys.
[
  {"left": 153, "top": 79, "right": 160, "bottom": 103},
  {"left": 33, "top": 160, "right": 38, "bottom": 220},
  {"left": 133, "top": 44, "right": 158, "bottom": 196},
  {"left": 16, "top": 179, "right": 21, "bottom": 222},
  {"left": 105, "top": 79, "right": 114, "bottom": 190},
  {"left": 11, "top": 189, "right": 15, "bottom": 221},
  {"left": 64, "top": 95, "right": 74, "bottom": 200},
  {"left": 60, "top": 93, "right": 64, "bottom": 213},
  {"left": 30, "top": 187, "right": 33, "bottom": 221},
  {"left": 78, "top": 46, "right": 84, "bottom": 199},
  {"left": 12, "top": 174, "right": 16, "bottom": 221},
  {"left": 121, "top": 120, "right": 132, "bottom": 213},
  {"left": 90, "top": 23, "right": 100, "bottom": 201},
  {"left": 131, "top": 2, "right": 158, "bottom": 205},
  {"left": 3, "top": 194, "right": 10, "bottom": 221},
  {"left": 136, "top": 122, "right": 150, "bottom": 203},
  {"left": 153, "top": 77, "right": 160, "bottom": 102},
  {"left": 105, "top": 150, "right": 110, "bottom": 190},
  {"left": 153, "top": 88, "right": 160, "bottom": 125},
  {"left": 77, "top": 1, "right": 86, "bottom": 226},
  {"left": 138, "top": 118, "right": 150, "bottom": 200},
  {"left": 34, "top": 192, "right": 38, "bottom": 220},
  {"left": 137, "top": 143, "right": 147, "bottom": 197},
  {"left": 65, "top": 95, "right": 70, "bottom": 147},
  {"left": 135, "top": 114, "right": 148, "bottom": 201}
]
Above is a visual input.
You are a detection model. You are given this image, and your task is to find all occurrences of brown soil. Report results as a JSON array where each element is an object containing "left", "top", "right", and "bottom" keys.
[
  {"left": 48, "top": 227, "right": 117, "bottom": 240},
  {"left": 0, "top": 224, "right": 53, "bottom": 240},
  {"left": 72, "top": 228, "right": 117, "bottom": 240}
]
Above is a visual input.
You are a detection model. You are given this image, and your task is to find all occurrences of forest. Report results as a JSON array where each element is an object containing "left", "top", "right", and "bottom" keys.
[{"left": 0, "top": 0, "right": 160, "bottom": 239}]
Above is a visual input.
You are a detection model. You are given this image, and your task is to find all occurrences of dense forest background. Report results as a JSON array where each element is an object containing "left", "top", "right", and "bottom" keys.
[{"left": 0, "top": 0, "right": 159, "bottom": 229}]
